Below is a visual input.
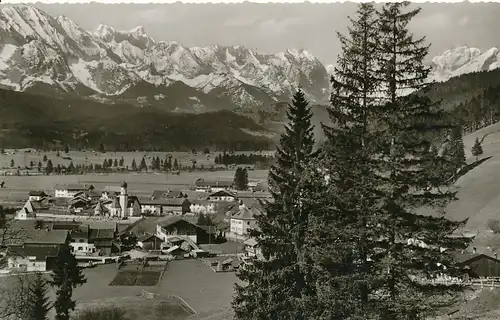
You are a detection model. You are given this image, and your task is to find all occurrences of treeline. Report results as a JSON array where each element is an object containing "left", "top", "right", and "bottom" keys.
[
  {"left": 17, "top": 155, "right": 233, "bottom": 175},
  {"left": 214, "top": 152, "right": 275, "bottom": 167}
]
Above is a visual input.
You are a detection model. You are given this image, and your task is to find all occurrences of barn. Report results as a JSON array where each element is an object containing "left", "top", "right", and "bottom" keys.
[{"left": 455, "top": 251, "right": 500, "bottom": 279}]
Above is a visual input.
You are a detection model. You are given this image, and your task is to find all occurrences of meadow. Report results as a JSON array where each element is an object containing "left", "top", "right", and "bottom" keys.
[
  {"left": 0, "top": 168, "right": 269, "bottom": 202},
  {"left": 1, "top": 259, "right": 239, "bottom": 319}
]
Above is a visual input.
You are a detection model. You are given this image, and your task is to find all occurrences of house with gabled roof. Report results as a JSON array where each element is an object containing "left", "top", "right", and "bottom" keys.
[
  {"left": 207, "top": 190, "right": 236, "bottom": 202},
  {"left": 190, "top": 199, "right": 216, "bottom": 215},
  {"left": 54, "top": 183, "right": 94, "bottom": 198},
  {"left": 89, "top": 228, "right": 116, "bottom": 256},
  {"left": 140, "top": 198, "right": 191, "bottom": 216},
  {"left": 28, "top": 190, "right": 48, "bottom": 202},
  {"left": 7, "top": 245, "right": 60, "bottom": 272},
  {"left": 229, "top": 206, "right": 263, "bottom": 242}
]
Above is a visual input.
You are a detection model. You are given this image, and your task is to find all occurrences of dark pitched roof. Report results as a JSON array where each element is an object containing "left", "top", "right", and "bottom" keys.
[
  {"left": 453, "top": 252, "right": 500, "bottom": 265},
  {"left": 195, "top": 179, "right": 233, "bottom": 188},
  {"left": 231, "top": 207, "right": 262, "bottom": 220},
  {"left": 144, "top": 198, "right": 190, "bottom": 206},
  {"left": 198, "top": 225, "right": 217, "bottom": 235},
  {"left": 54, "top": 183, "right": 94, "bottom": 191},
  {"left": 89, "top": 228, "right": 115, "bottom": 240},
  {"left": 8, "top": 245, "right": 60, "bottom": 261},
  {"left": 29, "top": 190, "right": 47, "bottom": 196},
  {"left": 127, "top": 196, "right": 140, "bottom": 206},
  {"left": 209, "top": 190, "right": 236, "bottom": 197},
  {"left": 23, "top": 229, "right": 69, "bottom": 245},
  {"left": 159, "top": 216, "right": 195, "bottom": 229},
  {"left": 71, "top": 226, "right": 90, "bottom": 239}
]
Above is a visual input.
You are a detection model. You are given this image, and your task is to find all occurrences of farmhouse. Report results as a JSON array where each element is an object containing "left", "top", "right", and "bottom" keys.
[
  {"left": 194, "top": 178, "right": 233, "bottom": 192},
  {"left": 89, "top": 228, "right": 116, "bottom": 256},
  {"left": 7, "top": 245, "right": 60, "bottom": 272},
  {"left": 28, "top": 190, "right": 48, "bottom": 201},
  {"left": 54, "top": 184, "right": 95, "bottom": 198},
  {"left": 190, "top": 200, "right": 216, "bottom": 214},
  {"left": 156, "top": 217, "right": 199, "bottom": 244},
  {"left": 69, "top": 225, "right": 96, "bottom": 255},
  {"left": 455, "top": 250, "right": 500, "bottom": 279},
  {"left": 207, "top": 190, "right": 236, "bottom": 202},
  {"left": 228, "top": 206, "right": 262, "bottom": 242},
  {"left": 141, "top": 198, "right": 191, "bottom": 216}
]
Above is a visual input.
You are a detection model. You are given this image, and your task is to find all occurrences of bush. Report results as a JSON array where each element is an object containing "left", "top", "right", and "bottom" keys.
[
  {"left": 72, "top": 306, "right": 126, "bottom": 320},
  {"left": 487, "top": 219, "right": 500, "bottom": 234}
]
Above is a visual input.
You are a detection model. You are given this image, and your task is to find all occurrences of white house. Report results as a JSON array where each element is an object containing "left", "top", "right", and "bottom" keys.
[
  {"left": 54, "top": 184, "right": 94, "bottom": 198},
  {"left": 189, "top": 200, "right": 216, "bottom": 214},
  {"left": 15, "top": 200, "right": 39, "bottom": 220},
  {"left": 229, "top": 206, "right": 262, "bottom": 241},
  {"left": 243, "top": 237, "right": 262, "bottom": 258},
  {"left": 7, "top": 245, "right": 60, "bottom": 272},
  {"left": 28, "top": 190, "right": 48, "bottom": 201},
  {"left": 69, "top": 226, "right": 96, "bottom": 256}
]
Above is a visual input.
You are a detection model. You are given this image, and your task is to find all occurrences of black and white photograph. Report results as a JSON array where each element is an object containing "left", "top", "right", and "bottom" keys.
[{"left": 0, "top": 1, "right": 499, "bottom": 319}]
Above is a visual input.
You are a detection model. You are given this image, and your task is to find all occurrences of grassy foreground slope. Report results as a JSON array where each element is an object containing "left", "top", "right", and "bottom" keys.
[{"left": 444, "top": 121, "right": 500, "bottom": 234}]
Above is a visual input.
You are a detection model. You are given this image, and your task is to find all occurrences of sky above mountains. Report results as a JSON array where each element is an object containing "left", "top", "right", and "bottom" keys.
[{"left": 1, "top": 2, "right": 499, "bottom": 65}]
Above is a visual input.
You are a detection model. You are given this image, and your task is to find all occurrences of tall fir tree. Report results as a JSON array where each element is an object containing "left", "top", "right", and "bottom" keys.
[
  {"left": 300, "top": 3, "right": 382, "bottom": 319},
  {"left": 442, "top": 125, "right": 466, "bottom": 179},
  {"left": 367, "top": 3, "right": 472, "bottom": 318},
  {"left": 27, "top": 272, "right": 52, "bottom": 320},
  {"left": 233, "top": 88, "right": 316, "bottom": 319},
  {"left": 51, "top": 243, "right": 87, "bottom": 320}
]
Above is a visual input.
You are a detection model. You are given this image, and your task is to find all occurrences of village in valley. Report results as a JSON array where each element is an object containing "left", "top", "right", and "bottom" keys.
[{"left": 0, "top": 153, "right": 271, "bottom": 319}]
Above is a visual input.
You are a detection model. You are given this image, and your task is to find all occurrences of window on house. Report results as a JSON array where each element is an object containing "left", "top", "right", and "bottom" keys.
[{"left": 78, "top": 247, "right": 83, "bottom": 251}]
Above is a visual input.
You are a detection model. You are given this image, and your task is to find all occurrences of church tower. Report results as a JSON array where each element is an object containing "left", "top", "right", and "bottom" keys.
[{"left": 119, "top": 181, "right": 128, "bottom": 218}]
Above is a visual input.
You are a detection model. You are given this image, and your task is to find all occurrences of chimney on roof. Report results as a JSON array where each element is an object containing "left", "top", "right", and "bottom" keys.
[
  {"left": 473, "top": 247, "right": 477, "bottom": 254},
  {"left": 495, "top": 253, "right": 498, "bottom": 260}
]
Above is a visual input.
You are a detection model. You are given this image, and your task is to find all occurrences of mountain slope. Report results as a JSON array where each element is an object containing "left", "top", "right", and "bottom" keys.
[
  {"left": 0, "top": 5, "right": 330, "bottom": 112},
  {"left": 0, "top": 88, "right": 273, "bottom": 151}
]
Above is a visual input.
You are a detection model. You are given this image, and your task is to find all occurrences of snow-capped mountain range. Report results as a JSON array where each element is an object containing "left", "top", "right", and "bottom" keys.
[
  {"left": 429, "top": 46, "right": 500, "bottom": 82},
  {"left": 0, "top": 5, "right": 498, "bottom": 114},
  {"left": 0, "top": 5, "right": 329, "bottom": 112}
]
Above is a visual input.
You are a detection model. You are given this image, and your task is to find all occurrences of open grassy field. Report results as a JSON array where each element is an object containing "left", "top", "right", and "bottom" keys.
[
  {"left": 1, "top": 259, "right": 239, "bottom": 319},
  {"left": 0, "top": 169, "right": 269, "bottom": 202},
  {"left": 0, "top": 150, "right": 275, "bottom": 170}
]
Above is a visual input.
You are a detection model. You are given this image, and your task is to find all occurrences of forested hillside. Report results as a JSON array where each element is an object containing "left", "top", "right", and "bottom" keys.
[
  {"left": 424, "top": 69, "right": 500, "bottom": 134},
  {"left": 0, "top": 88, "right": 273, "bottom": 152}
]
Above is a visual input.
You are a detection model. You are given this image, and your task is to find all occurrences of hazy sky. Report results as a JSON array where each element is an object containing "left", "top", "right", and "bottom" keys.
[{"left": 18, "top": 2, "right": 500, "bottom": 65}]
